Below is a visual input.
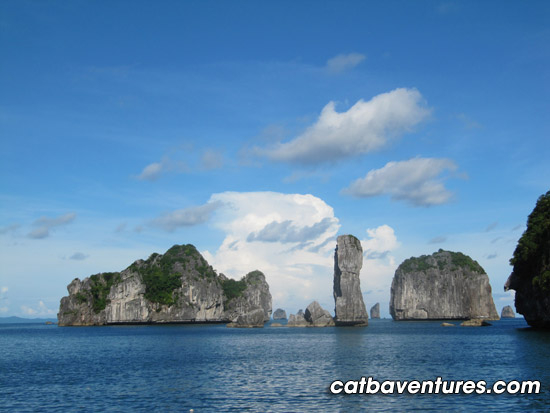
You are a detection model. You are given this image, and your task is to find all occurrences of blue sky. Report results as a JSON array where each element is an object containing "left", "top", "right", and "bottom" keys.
[{"left": 1, "top": 1, "right": 548, "bottom": 318}]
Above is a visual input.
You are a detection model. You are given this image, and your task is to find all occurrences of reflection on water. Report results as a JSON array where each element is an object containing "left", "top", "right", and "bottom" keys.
[{"left": 0, "top": 319, "right": 547, "bottom": 411}]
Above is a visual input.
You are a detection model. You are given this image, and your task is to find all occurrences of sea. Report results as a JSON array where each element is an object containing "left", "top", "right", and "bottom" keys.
[{"left": 1, "top": 318, "right": 548, "bottom": 412}]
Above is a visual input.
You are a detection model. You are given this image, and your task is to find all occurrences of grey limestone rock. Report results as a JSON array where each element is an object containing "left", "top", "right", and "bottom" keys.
[
  {"left": 226, "top": 308, "right": 265, "bottom": 328},
  {"left": 304, "top": 301, "right": 335, "bottom": 327},
  {"left": 501, "top": 305, "right": 515, "bottom": 319},
  {"left": 333, "top": 235, "right": 368, "bottom": 326},
  {"left": 223, "top": 271, "right": 272, "bottom": 322},
  {"left": 287, "top": 310, "right": 308, "bottom": 327},
  {"left": 370, "top": 303, "right": 380, "bottom": 319},
  {"left": 272, "top": 308, "right": 287, "bottom": 320},
  {"left": 390, "top": 249, "right": 499, "bottom": 321},
  {"left": 287, "top": 302, "right": 335, "bottom": 327},
  {"left": 58, "top": 244, "right": 272, "bottom": 326}
]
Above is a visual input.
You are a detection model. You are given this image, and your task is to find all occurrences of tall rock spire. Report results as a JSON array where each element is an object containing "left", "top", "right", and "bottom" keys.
[{"left": 333, "top": 235, "right": 369, "bottom": 326}]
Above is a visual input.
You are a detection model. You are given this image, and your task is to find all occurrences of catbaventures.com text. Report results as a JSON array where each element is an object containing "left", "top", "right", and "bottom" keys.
[{"left": 330, "top": 377, "right": 541, "bottom": 395}]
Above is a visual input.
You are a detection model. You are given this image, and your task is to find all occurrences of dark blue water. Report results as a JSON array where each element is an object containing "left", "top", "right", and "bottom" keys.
[{"left": 1, "top": 319, "right": 548, "bottom": 412}]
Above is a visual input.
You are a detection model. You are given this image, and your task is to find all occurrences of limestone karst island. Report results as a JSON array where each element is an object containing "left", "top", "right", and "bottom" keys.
[{"left": 58, "top": 191, "right": 550, "bottom": 329}]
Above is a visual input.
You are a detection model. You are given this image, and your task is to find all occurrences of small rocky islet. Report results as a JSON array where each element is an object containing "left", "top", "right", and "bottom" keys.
[
  {"left": 389, "top": 249, "right": 499, "bottom": 321},
  {"left": 501, "top": 305, "right": 515, "bottom": 319}
]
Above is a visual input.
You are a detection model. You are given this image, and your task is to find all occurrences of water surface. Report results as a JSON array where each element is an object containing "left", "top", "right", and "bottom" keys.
[{"left": 1, "top": 319, "right": 548, "bottom": 411}]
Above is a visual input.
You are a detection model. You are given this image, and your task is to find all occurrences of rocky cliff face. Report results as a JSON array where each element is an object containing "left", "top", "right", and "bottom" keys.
[
  {"left": 333, "top": 235, "right": 368, "bottom": 326},
  {"left": 504, "top": 191, "right": 550, "bottom": 328},
  {"left": 390, "top": 249, "right": 499, "bottom": 321},
  {"left": 58, "top": 244, "right": 271, "bottom": 326},
  {"left": 226, "top": 308, "right": 266, "bottom": 328},
  {"left": 221, "top": 271, "right": 272, "bottom": 322},
  {"left": 370, "top": 303, "right": 380, "bottom": 319}
]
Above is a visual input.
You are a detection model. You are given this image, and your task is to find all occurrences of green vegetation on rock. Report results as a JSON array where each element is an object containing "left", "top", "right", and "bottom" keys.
[
  {"left": 220, "top": 278, "right": 248, "bottom": 302},
  {"left": 510, "top": 191, "right": 550, "bottom": 291},
  {"left": 446, "top": 250, "right": 486, "bottom": 274},
  {"left": 221, "top": 270, "right": 265, "bottom": 303},
  {"left": 131, "top": 244, "right": 217, "bottom": 306},
  {"left": 75, "top": 292, "right": 88, "bottom": 304},
  {"left": 400, "top": 254, "right": 435, "bottom": 273},
  {"left": 399, "top": 250, "right": 485, "bottom": 274},
  {"left": 89, "top": 272, "right": 121, "bottom": 313}
]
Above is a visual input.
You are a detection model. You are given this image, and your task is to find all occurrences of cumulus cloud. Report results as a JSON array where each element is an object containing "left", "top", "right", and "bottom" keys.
[
  {"left": 257, "top": 88, "right": 431, "bottom": 165},
  {"left": 326, "top": 52, "right": 366, "bottom": 74},
  {"left": 28, "top": 212, "right": 76, "bottom": 239},
  {"left": 152, "top": 201, "right": 223, "bottom": 231},
  {"left": 202, "top": 192, "right": 340, "bottom": 311},
  {"left": 343, "top": 157, "right": 457, "bottom": 206},
  {"left": 362, "top": 225, "right": 400, "bottom": 258},
  {"left": 137, "top": 157, "right": 188, "bottom": 181}
]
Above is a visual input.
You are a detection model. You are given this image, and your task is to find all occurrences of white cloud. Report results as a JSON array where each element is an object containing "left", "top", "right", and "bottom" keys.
[
  {"left": 343, "top": 157, "right": 458, "bottom": 206},
  {"left": 1, "top": 286, "right": 8, "bottom": 295},
  {"left": 258, "top": 88, "right": 431, "bottom": 165},
  {"left": 360, "top": 225, "right": 401, "bottom": 316},
  {"left": 138, "top": 161, "right": 164, "bottom": 181},
  {"left": 152, "top": 201, "right": 223, "bottom": 231},
  {"left": 137, "top": 157, "right": 188, "bottom": 181},
  {"left": 202, "top": 192, "right": 340, "bottom": 312},
  {"left": 28, "top": 212, "right": 76, "bottom": 239},
  {"left": 362, "top": 225, "right": 400, "bottom": 259},
  {"left": 0, "top": 307, "right": 8, "bottom": 314},
  {"left": 326, "top": 52, "right": 366, "bottom": 74}
]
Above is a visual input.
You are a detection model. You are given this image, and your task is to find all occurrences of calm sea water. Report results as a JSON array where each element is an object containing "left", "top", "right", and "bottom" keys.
[{"left": 1, "top": 319, "right": 548, "bottom": 412}]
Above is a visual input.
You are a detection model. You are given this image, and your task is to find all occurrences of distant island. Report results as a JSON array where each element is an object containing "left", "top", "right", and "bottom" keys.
[{"left": 0, "top": 316, "right": 57, "bottom": 324}]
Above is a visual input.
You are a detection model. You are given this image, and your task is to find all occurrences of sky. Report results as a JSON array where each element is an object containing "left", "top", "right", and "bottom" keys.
[{"left": 1, "top": 0, "right": 549, "bottom": 319}]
